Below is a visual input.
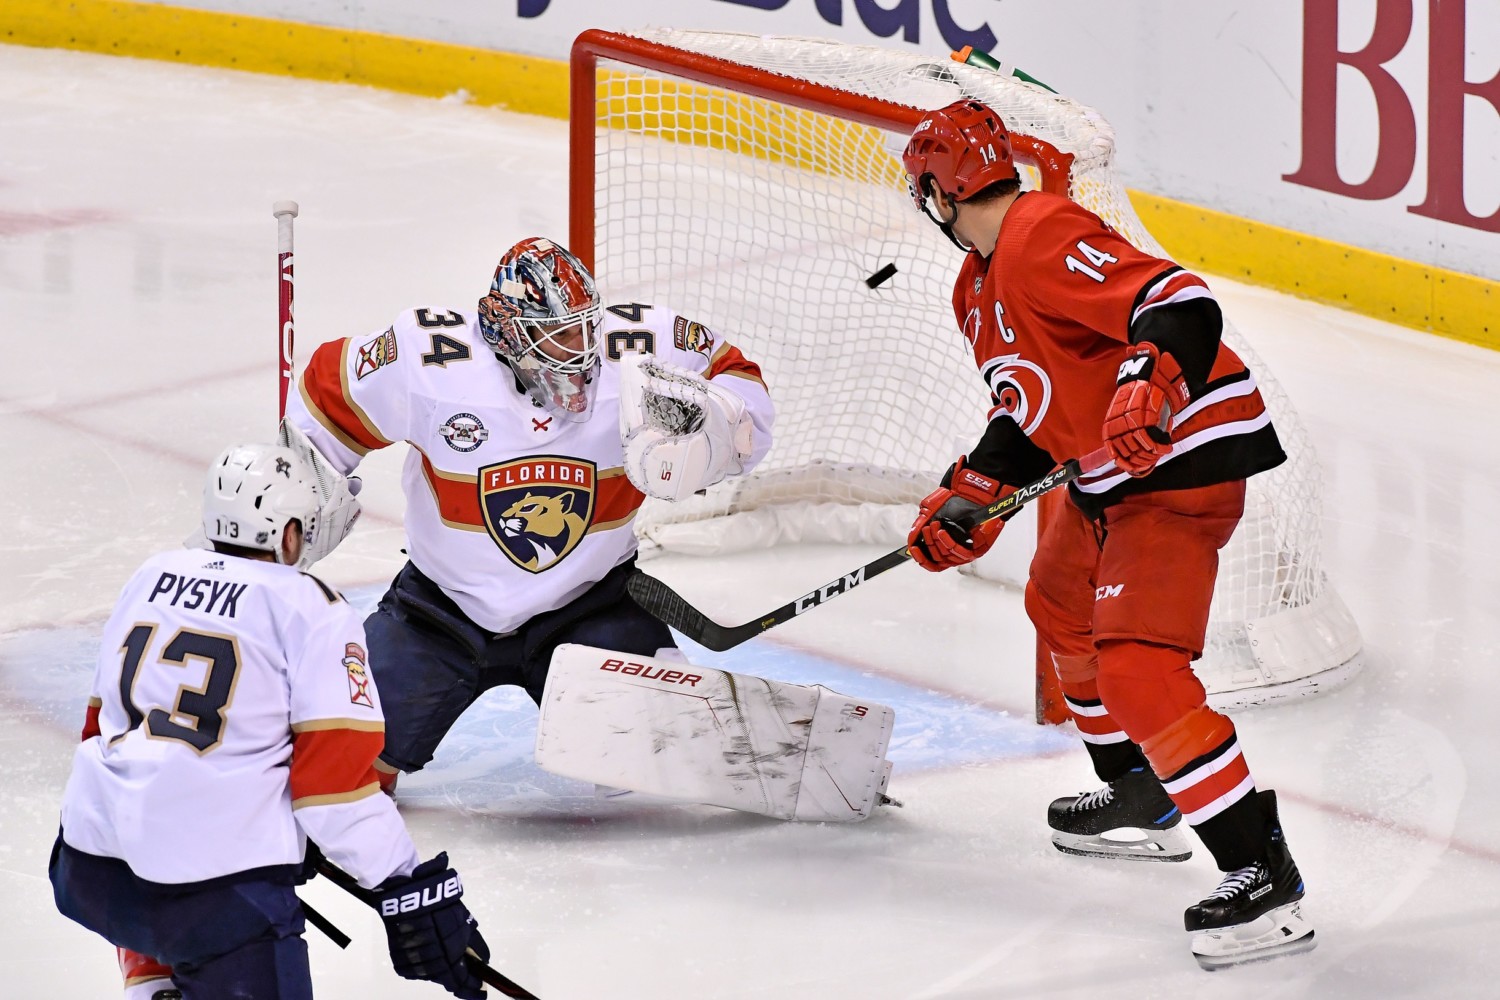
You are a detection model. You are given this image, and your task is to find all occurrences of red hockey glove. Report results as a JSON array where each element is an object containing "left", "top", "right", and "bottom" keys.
[
  {"left": 1103, "top": 342, "right": 1190, "bottom": 478},
  {"left": 907, "top": 458, "right": 1014, "bottom": 572}
]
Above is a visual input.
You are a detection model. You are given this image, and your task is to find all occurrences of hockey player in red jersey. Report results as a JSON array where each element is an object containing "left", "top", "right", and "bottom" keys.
[
  {"left": 901, "top": 99, "right": 1314, "bottom": 969},
  {"left": 51, "top": 444, "right": 489, "bottom": 999}
]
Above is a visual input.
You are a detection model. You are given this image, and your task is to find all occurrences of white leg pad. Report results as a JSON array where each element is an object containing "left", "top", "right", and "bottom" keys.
[{"left": 536, "top": 644, "right": 896, "bottom": 821}]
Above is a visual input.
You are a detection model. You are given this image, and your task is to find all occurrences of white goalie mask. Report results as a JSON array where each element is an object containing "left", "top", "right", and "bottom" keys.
[
  {"left": 202, "top": 443, "right": 320, "bottom": 564},
  {"left": 477, "top": 237, "right": 604, "bottom": 422}
]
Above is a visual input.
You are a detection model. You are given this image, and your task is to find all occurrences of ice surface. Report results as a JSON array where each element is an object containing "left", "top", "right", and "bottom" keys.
[{"left": 3, "top": 44, "right": 1499, "bottom": 998}]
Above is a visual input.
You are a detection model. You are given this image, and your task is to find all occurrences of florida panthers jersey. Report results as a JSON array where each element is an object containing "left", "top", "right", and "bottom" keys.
[
  {"left": 954, "top": 192, "right": 1284, "bottom": 513},
  {"left": 288, "top": 303, "right": 772, "bottom": 634},
  {"left": 60, "top": 548, "right": 420, "bottom": 888}
]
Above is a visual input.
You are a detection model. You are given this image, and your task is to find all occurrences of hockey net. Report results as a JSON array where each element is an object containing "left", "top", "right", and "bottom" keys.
[{"left": 569, "top": 28, "right": 1362, "bottom": 715}]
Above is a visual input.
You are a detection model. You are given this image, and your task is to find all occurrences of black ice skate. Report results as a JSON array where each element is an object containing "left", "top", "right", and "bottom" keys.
[
  {"left": 1185, "top": 790, "right": 1316, "bottom": 970},
  {"left": 1047, "top": 766, "right": 1191, "bottom": 862}
]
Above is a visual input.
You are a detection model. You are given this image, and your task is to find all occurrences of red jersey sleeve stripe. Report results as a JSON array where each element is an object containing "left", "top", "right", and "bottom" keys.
[
  {"left": 81, "top": 699, "right": 102, "bottom": 741},
  {"left": 706, "top": 344, "right": 767, "bottom": 387},
  {"left": 1130, "top": 271, "right": 1214, "bottom": 326},
  {"left": 300, "top": 339, "right": 393, "bottom": 455},
  {"left": 588, "top": 469, "right": 645, "bottom": 533},
  {"left": 417, "top": 450, "right": 485, "bottom": 530},
  {"left": 289, "top": 725, "right": 386, "bottom": 806}
]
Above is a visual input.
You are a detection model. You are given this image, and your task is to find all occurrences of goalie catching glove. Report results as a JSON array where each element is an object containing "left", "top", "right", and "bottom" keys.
[
  {"left": 277, "top": 419, "right": 362, "bottom": 566},
  {"left": 1103, "top": 341, "right": 1189, "bottom": 477},
  {"left": 908, "top": 457, "right": 1014, "bottom": 572},
  {"left": 619, "top": 358, "right": 754, "bottom": 502}
]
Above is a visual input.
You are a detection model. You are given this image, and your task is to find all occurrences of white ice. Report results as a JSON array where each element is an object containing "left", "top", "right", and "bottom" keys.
[{"left": 2, "top": 44, "right": 1499, "bottom": 999}]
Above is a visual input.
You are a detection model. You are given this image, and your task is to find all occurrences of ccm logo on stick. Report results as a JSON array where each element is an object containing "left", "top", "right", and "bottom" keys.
[
  {"left": 599, "top": 658, "right": 702, "bottom": 686},
  {"left": 380, "top": 875, "right": 462, "bottom": 916},
  {"left": 794, "top": 568, "right": 866, "bottom": 614}
]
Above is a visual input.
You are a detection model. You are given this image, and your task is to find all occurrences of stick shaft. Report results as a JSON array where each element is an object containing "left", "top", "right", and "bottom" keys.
[
  {"left": 628, "top": 447, "right": 1112, "bottom": 651},
  {"left": 299, "top": 898, "right": 351, "bottom": 949},
  {"left": 274, "top": 201, "right": 299, "bottom": 422}
]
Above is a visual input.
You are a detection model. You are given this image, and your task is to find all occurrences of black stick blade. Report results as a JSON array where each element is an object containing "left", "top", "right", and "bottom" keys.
[{"left": 627, "top": 570, "right": 745, "bottom": 651}]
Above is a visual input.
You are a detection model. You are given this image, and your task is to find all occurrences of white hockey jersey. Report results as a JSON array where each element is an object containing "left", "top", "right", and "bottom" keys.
[
  {"left": 287, "top": 303, "right": 773, "bottom": 633},
  {"left": 59, "top": 548, "right": 420, "bottom": 889}
]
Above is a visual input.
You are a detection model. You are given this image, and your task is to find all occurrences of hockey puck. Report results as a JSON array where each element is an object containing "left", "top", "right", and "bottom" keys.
[{"left": 865, "top": 262, "right": 898, "bottom": 288}]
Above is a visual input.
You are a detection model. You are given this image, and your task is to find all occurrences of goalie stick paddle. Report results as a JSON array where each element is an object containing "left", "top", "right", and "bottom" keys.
[
  {"left": 315, "top": 861, "right": 542, "bottom": 1000},
  {"left": 628, "top": 446, "right": 1113, "bottom": 651}
]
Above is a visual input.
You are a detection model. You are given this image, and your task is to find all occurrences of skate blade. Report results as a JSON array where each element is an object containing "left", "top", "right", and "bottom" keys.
[
  {"left": 1191, "top": 901, "right": 1316, "bottom": 970},
  {"left": 1052, "top": 827, "right": 1193, "bottom": 863}
]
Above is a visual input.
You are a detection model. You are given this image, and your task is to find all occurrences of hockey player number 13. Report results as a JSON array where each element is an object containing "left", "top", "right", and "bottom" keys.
[{"left": 113, "top": 624, "right": 240, "bottom": 754}]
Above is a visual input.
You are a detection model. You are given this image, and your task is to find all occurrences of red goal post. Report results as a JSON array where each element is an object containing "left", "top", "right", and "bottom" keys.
[
  {"left": 567, "top": 28, "right": 1362, "bottom": 722},
  {"left": 569, "top": 31, "right": 1077, "bottom": 259}
]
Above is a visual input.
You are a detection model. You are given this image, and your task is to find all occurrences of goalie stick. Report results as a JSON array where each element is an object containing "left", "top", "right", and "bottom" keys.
[
  {"left": 315, "top": 861, "right": 542, "bottom": 1000},
  {"left": 275, "top": 200, "right": 298, "bottom": 422},
  {"left": 628, "top": 446, "right": 1113, "bottom": 651}
]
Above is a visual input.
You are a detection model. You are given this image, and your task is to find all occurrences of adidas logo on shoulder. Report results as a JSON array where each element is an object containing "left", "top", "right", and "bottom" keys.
[{"left": 202, "top": 559, "right": 225, "bottom": 571}]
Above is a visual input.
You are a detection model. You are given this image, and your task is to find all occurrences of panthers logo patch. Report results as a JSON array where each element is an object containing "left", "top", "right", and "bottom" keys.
[
  {"left": 355, "top": 328, "right": 397, "bottom": 380},
  {"left": 478, "top": 456, "right": 596, "bottom": 573},
  {"left": 439, "top": 413, "right": 489, "bottom": 452},
  {"left": 344, "top": 642, "right": 374, "bottom": 708},
  {"left": 672, "top": 316, "right": 715, "bottom": 355}
]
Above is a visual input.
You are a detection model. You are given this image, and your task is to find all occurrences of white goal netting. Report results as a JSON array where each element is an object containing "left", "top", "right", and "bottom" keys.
[{"left": 578, "top": 29, "right": 1361, "bottom": 705}]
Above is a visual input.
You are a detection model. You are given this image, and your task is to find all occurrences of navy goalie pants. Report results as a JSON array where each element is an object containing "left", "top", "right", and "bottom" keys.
[
  {"left": 49, "top": 834, "right": 311, "bottom": 1000},
  {"left": 368, "top": 556, "right": 674, "bottom": 773}
]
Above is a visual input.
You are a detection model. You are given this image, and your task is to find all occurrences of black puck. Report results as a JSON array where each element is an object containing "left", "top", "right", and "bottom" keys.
[{"left": 865, "top": 262, "right": 898, "bottom": 288}]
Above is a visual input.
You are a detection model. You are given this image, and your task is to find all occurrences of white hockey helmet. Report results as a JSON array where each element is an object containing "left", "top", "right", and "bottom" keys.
[{"left": 202, "top": 443, "right": 320, "bottom": 564}]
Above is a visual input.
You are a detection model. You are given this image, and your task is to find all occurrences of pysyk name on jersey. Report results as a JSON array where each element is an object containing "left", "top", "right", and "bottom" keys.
[{"left": 147, "top": 572, "right": 248, "bottom": 618}]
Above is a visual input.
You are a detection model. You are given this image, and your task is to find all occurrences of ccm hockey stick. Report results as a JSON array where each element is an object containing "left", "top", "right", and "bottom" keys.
[
  {"left": 316, "top": 861, "right": 542, "bottom": 1000},
  {"left": 628, "top": 447, "right": 1114, "bottom": 651}
]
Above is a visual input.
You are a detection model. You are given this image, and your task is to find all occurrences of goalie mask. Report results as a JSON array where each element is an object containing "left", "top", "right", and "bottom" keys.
[
  {"left": 202, "top": 443, "right": 320, "bottom": 565},
  {"left": 903, "top": 99, "right": 1017, "bottom": 249},
  {"left": 477, "top": 237, "right": 604, "bottom": 422}
]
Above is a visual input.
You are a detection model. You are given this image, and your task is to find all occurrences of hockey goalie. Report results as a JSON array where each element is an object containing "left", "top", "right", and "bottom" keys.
[{"left": 275, "top": 234, "right": 901, "bottom": 821}]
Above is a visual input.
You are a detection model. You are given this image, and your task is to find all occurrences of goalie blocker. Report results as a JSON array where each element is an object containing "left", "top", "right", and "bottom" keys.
[{"left": 536, "top": 644, "right": 896, "bottom": 822}]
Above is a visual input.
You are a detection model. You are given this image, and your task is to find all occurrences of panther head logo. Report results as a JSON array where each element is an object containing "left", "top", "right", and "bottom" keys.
[
  {"left": 496, "top": 492, "right": 589, "bottom": 571},
  {"left": 479, "top": 457, "right": 597, "bottom": 572}
]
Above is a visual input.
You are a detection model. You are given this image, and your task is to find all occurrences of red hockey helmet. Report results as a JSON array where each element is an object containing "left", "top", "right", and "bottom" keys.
[{"left": 902, "top": 99, "right": 1017, "bottom": 212}]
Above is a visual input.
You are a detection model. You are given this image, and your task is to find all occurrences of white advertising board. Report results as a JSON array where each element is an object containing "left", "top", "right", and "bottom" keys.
[{"left": 128, "top": 0, "right": 1500, "bottom": 279}]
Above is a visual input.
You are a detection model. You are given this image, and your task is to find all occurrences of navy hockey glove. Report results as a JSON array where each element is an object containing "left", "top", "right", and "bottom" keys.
[{"left": 375, "top": 853, "right": 489, "bottom": 999}]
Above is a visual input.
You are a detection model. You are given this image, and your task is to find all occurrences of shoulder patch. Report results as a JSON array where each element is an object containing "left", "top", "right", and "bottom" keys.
[
  {"left": 354, "top": 328, "right": 398, "bottom": 380},
  {"left": 301, "top": 572, "right": 343, "bottom": 604},
  {"left": 672, "top": 316, "right": 715, "bottom": 355},
  {"left": 344, "top": 643, "right": 374, "bottom": 708}
]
